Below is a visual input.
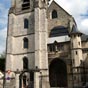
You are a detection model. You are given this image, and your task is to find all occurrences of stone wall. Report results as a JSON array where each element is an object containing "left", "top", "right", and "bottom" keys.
[{"left": 47, "top": 1, "right": 71, "bottom": 35}]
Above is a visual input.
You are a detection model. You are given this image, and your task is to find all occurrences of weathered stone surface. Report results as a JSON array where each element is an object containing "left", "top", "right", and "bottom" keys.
[{"left": 5, "top": 0, "right": 88, "bottom": 88}]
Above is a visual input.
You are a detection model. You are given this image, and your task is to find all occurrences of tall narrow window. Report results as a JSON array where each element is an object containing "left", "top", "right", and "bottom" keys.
[
  {"left": 52, "top": 10, "right": 58, "bottom": 19},
  {"left": 24, "top": 19, "right": 29, "bottom": 29},
  {"left": 78, "top": 42, "right": 80, "bottom": 45},
  {"left": 23, "top": 57, "right": 28, "bottom": 69},
  {"left": 23, "top": 37, "right": 28, "bottom": 48},
  {"left": 76, "top": 51, "right": 78, "bottom": 55}
]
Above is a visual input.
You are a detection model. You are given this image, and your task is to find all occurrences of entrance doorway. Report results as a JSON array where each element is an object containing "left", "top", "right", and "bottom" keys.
[
  {"left": 19, "top": 71, "right": 34, "bottom": 88},
  {"left": 49, "top": 59, "right": 68, "bottom": 87}
]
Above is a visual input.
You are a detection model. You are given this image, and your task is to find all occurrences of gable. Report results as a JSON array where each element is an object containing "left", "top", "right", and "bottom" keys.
[
  {"left": 47, "top": 1, "right": 71, "bottom": 19},
  {"left": 47, "top": 1, "right": 74, "bottom": 37}
]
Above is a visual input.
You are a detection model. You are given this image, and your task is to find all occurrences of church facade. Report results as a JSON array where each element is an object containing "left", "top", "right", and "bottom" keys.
[{"left": 5, "top": 0, "right": 88, "bottom": 88}]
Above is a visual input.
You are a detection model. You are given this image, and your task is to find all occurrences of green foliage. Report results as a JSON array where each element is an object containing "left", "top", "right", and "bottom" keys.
[
  {"left": 0, "top": 58, "right": 5, "bottom": 72},
  {"left": 0, "top": 52, "right": 5, "bottom": 72},
  {"left": 0, "top": 51, "right": 6, "bottom": 58}
]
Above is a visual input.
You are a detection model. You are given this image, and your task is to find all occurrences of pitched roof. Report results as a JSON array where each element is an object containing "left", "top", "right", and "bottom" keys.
[
  {"left": 48, "top": 0, "right": 71, "bottom": 16},
  {"left": 49, "top": 26, "right": 69, "bottom": 37},
  {"left": 81, "top": 34, "right": 88, "bottom": 41},
  {"left": 69, "top": 25, "right": 82, "bottom": 35}
]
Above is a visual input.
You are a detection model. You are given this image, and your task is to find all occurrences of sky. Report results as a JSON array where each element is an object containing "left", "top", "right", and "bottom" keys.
[
  {"left": 0, "top": 0, "right": 88, "bottom": 54},
  {"left": 0, "top": 0, "right": 10, "bottom": 54}
]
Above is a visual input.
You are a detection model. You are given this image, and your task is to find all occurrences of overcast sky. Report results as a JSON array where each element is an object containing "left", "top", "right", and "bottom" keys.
[{"left": 0, "top": 0, "right": 88, "bottom": 54}]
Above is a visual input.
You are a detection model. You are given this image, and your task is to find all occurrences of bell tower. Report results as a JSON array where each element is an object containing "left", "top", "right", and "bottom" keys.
[
  {"left": 5, "top": 0, "right": 50, "bottom": 88},
  {"left": 11, "top": 0, "right": 34, "bottom": 12},
  {"left": 34, "top": 0, "right": 50, "bottom": 88}
]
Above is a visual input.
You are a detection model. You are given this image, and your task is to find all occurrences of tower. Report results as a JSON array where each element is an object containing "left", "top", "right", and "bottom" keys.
[
  {"left": 5, "top": 0, "right": 50, "bottom": 88},
  {"left": 70, "top": 25, "right": 83, "bottom": 87}
]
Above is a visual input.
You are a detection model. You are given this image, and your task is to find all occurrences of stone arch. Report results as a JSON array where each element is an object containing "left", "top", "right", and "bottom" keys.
[
  {"left": 49, "top": 58, "right": 68, "bottom": 87},
  {"left": 23, "top": 57, "right": 28, "bottom": 70}
]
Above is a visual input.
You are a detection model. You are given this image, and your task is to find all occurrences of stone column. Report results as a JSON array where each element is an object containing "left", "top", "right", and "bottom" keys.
[
  {"left": 15, "top": 71, "right": 20, "bottom": 88},
  {"left": 34, "top": 1, "right": 50, "bottom": 88}
]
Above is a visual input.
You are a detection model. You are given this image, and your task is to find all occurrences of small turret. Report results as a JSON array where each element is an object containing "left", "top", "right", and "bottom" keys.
[
  {"left": 70, "top": 25, "right": 83, "bottom": 66},
  {"left": 70, "top": 25, "right": 83, "bottom": 87}
]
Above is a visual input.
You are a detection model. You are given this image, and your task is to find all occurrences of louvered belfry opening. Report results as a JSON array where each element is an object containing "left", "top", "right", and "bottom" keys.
[{"left": 22, "top": 0, "right": 30, "bottom": 10}]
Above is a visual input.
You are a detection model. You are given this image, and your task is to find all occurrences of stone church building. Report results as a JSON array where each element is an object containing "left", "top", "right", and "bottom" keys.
[{"left": 5, "top": 0, "right": 88, "bottom": 88}]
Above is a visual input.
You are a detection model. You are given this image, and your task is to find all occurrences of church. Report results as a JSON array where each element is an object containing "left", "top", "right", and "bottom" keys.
[{"left": 5, "top": 0, "right": 88, "bottom": 88}]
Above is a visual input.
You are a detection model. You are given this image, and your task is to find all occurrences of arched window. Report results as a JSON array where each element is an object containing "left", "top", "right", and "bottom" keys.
[
  {"left": 23, "top": 57, "right": 28, "bottom": 69},
  {"left": 24, "top": 19, "right": 29, "bottom": 29},
  {"left": 23, "top": 37, "right": 28, "bottom": 48},
  {"left": 52, "top": 10, "right": 58, "bottom": 19}
]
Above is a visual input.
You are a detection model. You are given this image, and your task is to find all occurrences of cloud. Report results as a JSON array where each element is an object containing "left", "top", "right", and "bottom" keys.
[
  {"left": 79, "top": 19, "right": 88, "bottom": 34},
  {"left": 0, "top": 0, "right": 88, "bottom": 54},
  {"left": 0, "top": 28, "right": 7, "bottom": 54},
  {"left": 55, "top": 0, "right": 88, "bottom": 34},
  {"left": 0, "top": 5, "right": 8, "bottom": 30},
  {"left": 0, "top": 1, "right": 9, "bottom": 54},
  {"left": 55, "top": 0, "right": 88, "bottom": 15},
  {"left": 81, "top": 19, "right": 88, "bottom": 28}
]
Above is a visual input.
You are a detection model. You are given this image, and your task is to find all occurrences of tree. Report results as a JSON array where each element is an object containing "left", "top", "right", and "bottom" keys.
[
  {"left": 0, "top": 51, "right": 6, "bottom": 72},
  {"left": 0, "top": 51, "right": 6, "bottom": 59}
]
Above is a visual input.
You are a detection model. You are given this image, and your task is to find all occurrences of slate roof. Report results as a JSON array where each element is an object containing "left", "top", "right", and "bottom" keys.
[
  {"left": 48, "top": 0, "right": 71, "bottom": 16},
  {"left": 49, "top": 26, "right": 69, "bottom": 37},
  {"left": 81, "top": 34, "right": 88, "bottom": 42},
  {"left": 70, "top": 25, "right": 82, "bottom": 35}
]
